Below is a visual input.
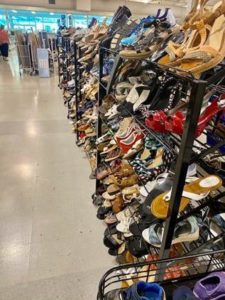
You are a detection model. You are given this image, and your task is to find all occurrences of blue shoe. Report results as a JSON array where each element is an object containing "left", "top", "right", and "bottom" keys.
[
  {"left": 125, "top": 281, "right": 165, "bottom": 300},
  {"left": 120, "top": 16, "right": 155, "bottom": 47},
  {"left": 103, "top": 58, "right": 114, "bottom": 75}
]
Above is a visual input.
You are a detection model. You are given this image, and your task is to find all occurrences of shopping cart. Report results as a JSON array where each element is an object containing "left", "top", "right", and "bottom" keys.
[{"left": 97, "top": 249, "right": 225, "bottom": 299}]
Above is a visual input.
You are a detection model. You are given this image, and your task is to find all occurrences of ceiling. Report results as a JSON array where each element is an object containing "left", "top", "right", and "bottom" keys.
[
  {"left": 127, "top": 0, "right": 187, "bottom": 7},
  {"left": 127, "top": 0, "right": 221, "bottom": 8}
]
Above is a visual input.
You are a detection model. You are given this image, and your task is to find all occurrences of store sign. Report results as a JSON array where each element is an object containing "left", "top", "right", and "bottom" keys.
[{"left": 37, "top": 48, "right": 50, "bottom": 78}]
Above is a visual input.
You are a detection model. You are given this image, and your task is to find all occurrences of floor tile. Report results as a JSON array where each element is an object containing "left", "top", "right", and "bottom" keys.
[{"left": 0, "top": 56, "right": 112, "bottom": 298}]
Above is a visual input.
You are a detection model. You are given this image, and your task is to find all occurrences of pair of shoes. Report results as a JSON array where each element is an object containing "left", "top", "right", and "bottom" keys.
[
  {"left": 159, "top": 1, "right": 225, "bottom": 78},
  {"left": 130, "top": 148, "right": 174, "bottom": 184},
  {"left": 145, "top": 97, "right": 225, "bottom": 137},
  {"left": 119, "top": 19, "right": 172, "bottom": 60},
  {"left": 115, "top": 122, "right": 145, "bottom": 154},
  {"left": 142, "top": 216, "right": 200, "bottom": 248},
  {"left": 150, "top": 175, "right": 222, "bottom": 219}
]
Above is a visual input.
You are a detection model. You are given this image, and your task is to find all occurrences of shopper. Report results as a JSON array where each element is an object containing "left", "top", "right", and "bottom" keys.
[{"left": 0, "top": 25, "right": 9, "bottom": 61}]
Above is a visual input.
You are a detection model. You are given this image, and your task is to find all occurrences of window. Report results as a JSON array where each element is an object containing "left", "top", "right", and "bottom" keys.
[
  {"left": 0, "top": 9, "right": 113, "bottom": 32},
  {"left": 88, "top": 15, "right": 112, "bottom": 26},
  {"left": 73, "top": 15, "right": 88, "bottom": 28},
  {"left": 0, "top": 14, "right": 6, "bottom": 26}
]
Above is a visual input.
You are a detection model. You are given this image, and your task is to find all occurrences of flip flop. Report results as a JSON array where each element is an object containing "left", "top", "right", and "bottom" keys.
[{"left": 151, "top": 175, "right": 222, "bottom": 219}]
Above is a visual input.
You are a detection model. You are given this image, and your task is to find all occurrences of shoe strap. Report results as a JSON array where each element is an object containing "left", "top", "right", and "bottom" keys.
[{"left": 163, "top": 188, "right": 209, "bottom": 201}]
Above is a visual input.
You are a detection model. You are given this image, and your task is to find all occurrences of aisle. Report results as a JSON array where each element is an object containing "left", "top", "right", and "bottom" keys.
[{"left": 0, "top": 58, "right": 112, "bottom": 299}]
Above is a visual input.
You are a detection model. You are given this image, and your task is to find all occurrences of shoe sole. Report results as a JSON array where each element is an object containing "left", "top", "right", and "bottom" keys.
[{"left": 120, "top": 51, "right": 152, "bottom": 60}]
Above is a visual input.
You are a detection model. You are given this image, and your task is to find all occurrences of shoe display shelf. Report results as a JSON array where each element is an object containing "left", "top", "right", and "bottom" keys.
[
  {"left": 94, "top": 45, "right": 225, "bottom": 295},
  {"left": 74, "top": 42, "right": 83, "bottom": 143},
  {"left": 100, "top": 45, "right": 225, "bottom": 246},
  {"left": 56, "top": 6, "right": 225, "bottom": 299},
  {"left": 73, "top": 39, "right": 100, "bottom": 173},
  {"left": 58, "top": 36, "right": 73, "bottom": 88}
]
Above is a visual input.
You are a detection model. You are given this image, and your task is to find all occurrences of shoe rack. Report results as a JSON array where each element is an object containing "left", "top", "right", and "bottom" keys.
[
  {"left": 74, "top": 42, "right": 81, "bottom": 143},
  {"left": 58, "top": 28, "right": 225, "bottom": 299},
  {"left": 96, "top": 45, "right": 225, "bottom": 267}
]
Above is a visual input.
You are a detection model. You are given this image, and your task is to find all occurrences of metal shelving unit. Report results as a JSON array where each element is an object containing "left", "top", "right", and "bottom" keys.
[
  {"left": 58, "top": 36, "right": 225, "bottom": 300},
  {"left": 95, "top": 45, "right": 225, "bottom": 271}
]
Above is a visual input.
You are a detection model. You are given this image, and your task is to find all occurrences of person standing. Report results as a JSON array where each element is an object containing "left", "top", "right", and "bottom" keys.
[{"left": 0, "top": 25, "right": 9, "bottom": 61}]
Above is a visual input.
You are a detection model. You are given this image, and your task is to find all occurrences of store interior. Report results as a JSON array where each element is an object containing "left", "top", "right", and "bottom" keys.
[
  {"left": 0, "top": 8, "right": 110, "bottom": 32},
  {"left": 1, "top": 0, "right": 225, "bottom": 299}
]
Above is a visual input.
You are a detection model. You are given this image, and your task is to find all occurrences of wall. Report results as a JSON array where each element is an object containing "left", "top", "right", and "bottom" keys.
[
  {"left": 0, "top": 0, "right": 75, "bottom": 10},
  {"left": 0, "top": 0, "right": 187, "bottom": 21},
  {"left": 91, "top": 0, "right": 186, "bottom": 20}
]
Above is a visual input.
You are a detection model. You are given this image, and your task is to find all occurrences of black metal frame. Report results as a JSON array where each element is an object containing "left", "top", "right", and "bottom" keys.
[
  {"left": 159, "top": 79, "right": 207, "bottom": 261},
  {"left": 74, "top": 42, "right": 80, "bottom": 143},
  {"left": 97, "top": 249, "right": 225, "bottom": 300},
  {"left": 95, "top": 45, "right": 225, "bottom": 266},
  {"left": 57, "top": 33, "right": 225, "bottom": 300}
]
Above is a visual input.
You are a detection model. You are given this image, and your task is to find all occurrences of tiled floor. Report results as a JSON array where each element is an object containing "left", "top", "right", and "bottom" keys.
[{"left": 0, "top": 56, "right": 113, "bottom": 299}]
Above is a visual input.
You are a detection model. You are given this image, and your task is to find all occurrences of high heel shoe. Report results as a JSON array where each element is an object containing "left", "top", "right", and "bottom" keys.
[
  {"left": 165, "top": 98, "right": 225, "bottom": 137},
  {"left": 165, "top": 111, "right": 185, "bottom": 135},
  {"left": 196, "top": 97, "right": 225, "bottom": 136},
  {"left": 145, "top": 111, "right": 168, "bottom": 133}
]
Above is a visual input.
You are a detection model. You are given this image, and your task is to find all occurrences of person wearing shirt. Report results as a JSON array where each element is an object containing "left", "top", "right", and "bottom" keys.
[{"left": 0, "top": 25, "right": 9, "bottom": 61}]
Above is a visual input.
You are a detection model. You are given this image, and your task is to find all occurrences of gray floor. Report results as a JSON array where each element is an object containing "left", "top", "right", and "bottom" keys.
[{"left": 0, "top": 57, "right": 113, "bottom": 299}]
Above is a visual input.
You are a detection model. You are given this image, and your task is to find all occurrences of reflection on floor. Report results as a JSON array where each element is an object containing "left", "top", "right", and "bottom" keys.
[{"left": 0, "top": 55, "right": 112, "bottom": 299}]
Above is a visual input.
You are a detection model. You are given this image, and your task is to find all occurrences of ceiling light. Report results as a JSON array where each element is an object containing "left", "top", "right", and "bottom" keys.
[
  {"left": 128, "top": 0, "right": 152, "bottom": 3},
  {"left": 11, "top": 10, "right": 17, "bottom": 13},
  {"left": 31, "top": 11, "right": 36, "bottom": 14},
  {"left": 50, "top": 12, "right": 55, "bottom": 15}
]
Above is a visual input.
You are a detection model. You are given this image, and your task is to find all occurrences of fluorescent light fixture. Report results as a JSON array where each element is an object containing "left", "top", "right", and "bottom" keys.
[
  {"left": 50, "top": 12, "right": 55, "bottom": 15},
  {"left": 128, "top": 0, "right": 152, "bottom": 3},
  {"left": 31, "top": 11, "right": 36, "bottom": 14},
  {"left": 11, "top": 10, "right": 17, "bottom": 13}
]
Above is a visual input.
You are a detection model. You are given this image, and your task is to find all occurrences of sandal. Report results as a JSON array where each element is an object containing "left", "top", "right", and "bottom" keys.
[
  {"left": 166, "top": 97, "right": 225, "bottom": 137},
  {"left": 105, "top": 148, "right": 122, "bottom": 162},
  {"left": 119, "top": 21, "right": 171, "bottom": 60},
  {"left": 151, "top": 175, "right": 222, "bottom": 219},
  {"left": 142, "top": 216, "right": 199, "bottom": 247},
  {"left": 131, "top": 149, "right": 174, "bottom": 184},
  {"left": 159, "top": 0, "right": 213, "bottom": 65},
  {"left": 169, "top": 13, "right": 225, "bottom": 78}
]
